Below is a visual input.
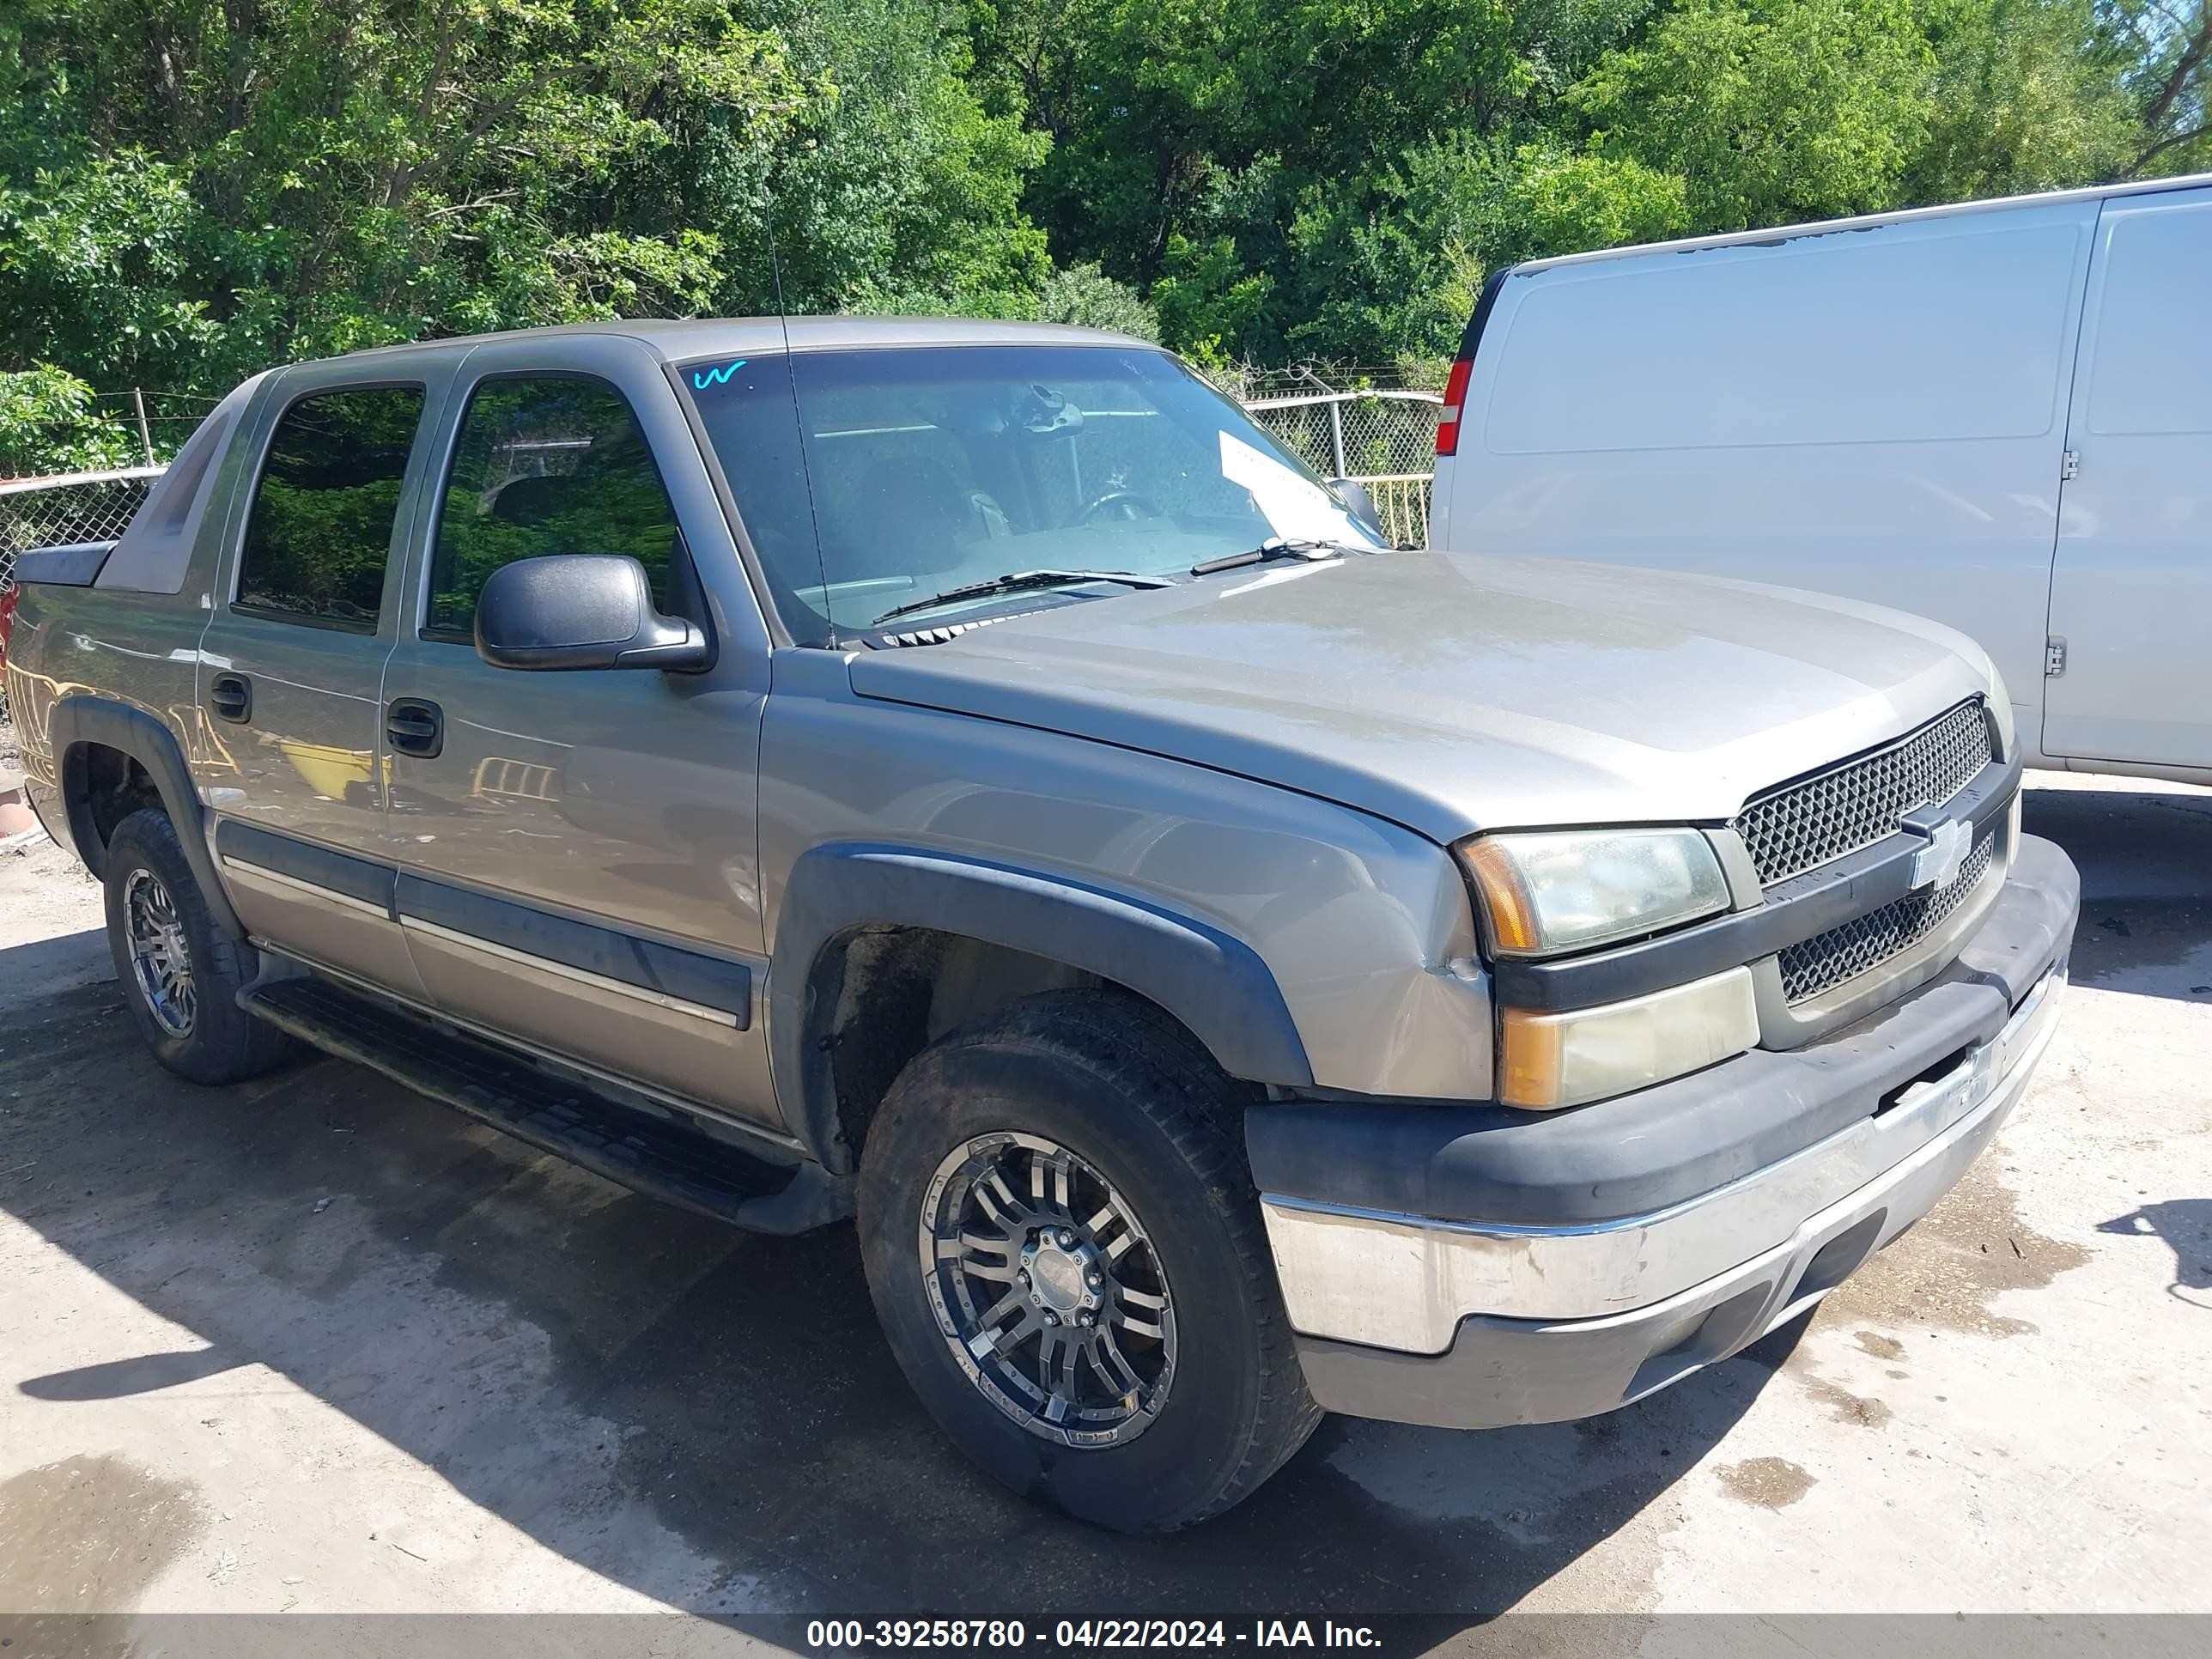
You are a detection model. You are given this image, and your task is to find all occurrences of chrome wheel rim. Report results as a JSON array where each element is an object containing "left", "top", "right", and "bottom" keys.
[
  {"left": 125, "top": 868, "right": 196, "bottom": 1038},
  {"left": 919, "top": 1132, "right": 1176, "bottom": 1447}
]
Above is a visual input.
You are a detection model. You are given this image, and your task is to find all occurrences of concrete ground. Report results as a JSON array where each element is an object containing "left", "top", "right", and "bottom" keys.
[{"left": 1, "top": 774, "right": 2207, "bottom": 1644}]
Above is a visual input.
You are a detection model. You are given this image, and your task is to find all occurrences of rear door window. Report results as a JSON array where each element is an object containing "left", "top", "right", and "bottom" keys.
[
  {"left": 235, "top": 386, "right": 425, "bottom": 629},
  {"left": 425, "top": 376, "right": 683, "bottom": 640}
]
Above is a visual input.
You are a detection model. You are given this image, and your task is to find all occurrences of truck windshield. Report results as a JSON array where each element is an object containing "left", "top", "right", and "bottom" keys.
[{"left": 678, "top": 343, "right": 1386, "bottom": 641}]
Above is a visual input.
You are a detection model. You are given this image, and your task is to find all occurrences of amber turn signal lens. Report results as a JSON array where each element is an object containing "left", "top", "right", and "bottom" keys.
[
  {"left": 1460, "top": 836, "right": 1541, "bottom": 955},
  {"left": 1497, "top": 1006, "right": 1568, "bottom": 1109}
]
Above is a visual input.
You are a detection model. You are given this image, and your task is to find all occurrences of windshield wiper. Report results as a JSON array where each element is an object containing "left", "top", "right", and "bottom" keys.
[
  {"left": 1189, "top": 538, "right": 1355, "bottom": 577},
  {"left": 872, "top": 568, "right": 1175, "bottom": 627}
]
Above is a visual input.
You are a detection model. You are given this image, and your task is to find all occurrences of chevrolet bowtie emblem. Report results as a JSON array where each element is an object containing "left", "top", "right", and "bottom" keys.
[{"left": 1906, "top": 816, "right": 1972, "bottom": 892}]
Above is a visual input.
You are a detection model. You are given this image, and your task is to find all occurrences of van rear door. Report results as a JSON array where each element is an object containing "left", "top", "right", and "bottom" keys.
[{"left": 2041, "top": 186, "right": 2212, "bottom": 771}]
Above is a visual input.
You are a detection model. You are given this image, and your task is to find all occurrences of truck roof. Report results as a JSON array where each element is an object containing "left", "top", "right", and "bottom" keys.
[
  {"left": 333, "top": 315, "right": 1154, "bottom": 369},
  {"left": 1513, "top": 168, "right": 2212, "bottom": 275}
]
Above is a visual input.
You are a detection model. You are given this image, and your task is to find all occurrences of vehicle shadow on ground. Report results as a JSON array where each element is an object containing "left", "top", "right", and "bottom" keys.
[
  {"left": 0, "top": 965, "right": 1790, "bottom": 1628},
  {"left": 0, "top": 923, "right": 110, "bottom": 1019},
  {"left": 2023, "top": 784, "right": 2212, "bottom": 1007}
]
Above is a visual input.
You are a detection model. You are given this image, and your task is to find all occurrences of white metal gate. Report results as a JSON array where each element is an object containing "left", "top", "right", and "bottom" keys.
[{"left": 1239, "top": 389, "right": 1440, "bottom": 547}]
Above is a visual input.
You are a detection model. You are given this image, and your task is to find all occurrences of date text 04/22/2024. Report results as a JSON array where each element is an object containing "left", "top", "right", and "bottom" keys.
[{"left": 803, "top": 1621, "right": 1383, "bottom": 1650}]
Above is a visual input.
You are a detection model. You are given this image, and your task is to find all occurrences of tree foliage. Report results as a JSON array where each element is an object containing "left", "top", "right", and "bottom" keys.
[
  {"left": 0, "top": 0, "right": 2203, "bottom": 423},
  {"left": 0, "top": 363, "right": 137, "bottom": 474},
  {"left": 990, "top": 0, "right": 2203, "bottom": 366}
]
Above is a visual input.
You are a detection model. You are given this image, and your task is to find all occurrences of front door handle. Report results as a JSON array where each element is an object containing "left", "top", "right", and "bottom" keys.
[
  {"left": 386, "top": 698, "right": 444, "bottom": 759},
  {"left": 210, "top": 672, "right": 252, "bottom": 725}
]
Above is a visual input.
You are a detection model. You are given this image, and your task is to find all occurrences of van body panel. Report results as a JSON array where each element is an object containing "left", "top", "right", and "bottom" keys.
[
  {"left": 1434, "top": 173, "right": 2212, "bottom": 781},
  {"left": 1440, "top": 202, "right": 2098, "bottom": 764}
]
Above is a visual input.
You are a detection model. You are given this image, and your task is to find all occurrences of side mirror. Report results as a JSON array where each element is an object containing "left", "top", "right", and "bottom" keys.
[
  {"left": 475, "top": 554, "right": 713, "bottom": 672},
  {"left": 1329, "top": 477, "right": 1389, "bottom": 542}
]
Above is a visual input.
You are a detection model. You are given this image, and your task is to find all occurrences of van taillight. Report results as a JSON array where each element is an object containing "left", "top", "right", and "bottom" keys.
[
  {"left": 1435, "top": 357, "right": 1474, "bottom": 456},
  {"left": 0, "top": 586, "right": 16, "bottom": 658}
]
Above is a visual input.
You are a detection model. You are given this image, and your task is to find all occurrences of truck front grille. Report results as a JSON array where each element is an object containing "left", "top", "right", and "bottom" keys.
[
  {"left": 1733, "top": 700, "right": 1993, "bottom": 887},
  {"left": 1778, "top": 833, "right": 1994, "bottom": 1004}
]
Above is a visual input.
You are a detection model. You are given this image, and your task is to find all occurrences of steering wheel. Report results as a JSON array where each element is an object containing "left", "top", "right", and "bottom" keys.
[{"left": 1078, "top": 490, "right": 1164, "bottom": 525}]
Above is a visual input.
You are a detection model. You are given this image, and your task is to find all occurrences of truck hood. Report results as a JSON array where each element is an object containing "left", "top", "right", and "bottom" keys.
[{"left": 844, "top": 550, "right": 1996, "bottom": 844}]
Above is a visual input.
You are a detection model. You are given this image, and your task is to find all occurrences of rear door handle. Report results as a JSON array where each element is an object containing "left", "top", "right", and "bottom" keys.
[
  {"left": 386, "top": 698, "right": 444, "bottom": 759},
  {"left": 210, "top": 672, "right": 252, "bottom": 724}
]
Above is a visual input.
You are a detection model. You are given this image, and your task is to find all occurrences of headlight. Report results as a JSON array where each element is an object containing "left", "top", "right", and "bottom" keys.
[{"left": 1457, "top": 828, "right": 1730, "bottom": 958}]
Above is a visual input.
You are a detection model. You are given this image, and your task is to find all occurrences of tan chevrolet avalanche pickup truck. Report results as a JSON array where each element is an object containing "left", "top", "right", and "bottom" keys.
[{"left": 4, "top": 318, "right": 2077, "bottom": 1530}]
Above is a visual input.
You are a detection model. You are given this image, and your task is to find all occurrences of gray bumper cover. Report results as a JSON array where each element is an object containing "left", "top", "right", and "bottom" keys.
[
  {"left": 1247, "top": 836, "right": 2081, "bottom": 1229},
  {"left": 1265, "top": 835, "right": 2079, "bottom": 1430}
]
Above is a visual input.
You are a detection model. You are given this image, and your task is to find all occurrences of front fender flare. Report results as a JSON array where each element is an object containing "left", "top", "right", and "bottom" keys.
[{"left": 769, "top": 842, "right": 1314, "bottom": 1170}]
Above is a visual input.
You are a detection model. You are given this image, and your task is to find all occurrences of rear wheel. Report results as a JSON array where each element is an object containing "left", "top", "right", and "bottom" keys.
[
  {"left": 857, "top": 989, "right": 1321, "bottom": 1531},
  {"left": 103, "top": 809, "right": 295, "bottom": 1085}
]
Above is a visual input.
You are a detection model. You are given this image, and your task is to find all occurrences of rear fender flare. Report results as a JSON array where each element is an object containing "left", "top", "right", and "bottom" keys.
[
  {"left": 50, "top": 695, "right": 244, "bottom": 940},
  {"left": 769, "top": 842, "right": 1314, "bottom": 1170}
]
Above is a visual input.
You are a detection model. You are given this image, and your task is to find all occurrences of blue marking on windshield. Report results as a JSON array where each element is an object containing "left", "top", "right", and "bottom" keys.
[{"left": 692, "top": 361, "right": 748, "bottom": 389}]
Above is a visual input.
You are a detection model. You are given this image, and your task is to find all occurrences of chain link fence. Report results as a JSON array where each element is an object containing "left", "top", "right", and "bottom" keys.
[
  {"left": 0, "top": 468, "right": 164, "bottom": 726},
  {"left": 1241, "top": 389, "right": 1442, "bottom": 547}
]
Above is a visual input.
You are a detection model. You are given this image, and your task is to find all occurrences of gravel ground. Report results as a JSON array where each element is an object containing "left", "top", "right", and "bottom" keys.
[{"left": 0, "top": 775, "right": 2207, "bottom": 1651}]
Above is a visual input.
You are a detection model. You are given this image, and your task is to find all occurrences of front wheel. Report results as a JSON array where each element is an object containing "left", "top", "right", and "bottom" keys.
[{"left": 856, "top": 990, "right": 1321, "bottom": 1531}]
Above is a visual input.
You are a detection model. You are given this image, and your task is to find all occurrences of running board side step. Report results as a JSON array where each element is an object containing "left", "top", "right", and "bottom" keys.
[{"left": 239, "top": 975, "right": 851, "bottom": 1234}]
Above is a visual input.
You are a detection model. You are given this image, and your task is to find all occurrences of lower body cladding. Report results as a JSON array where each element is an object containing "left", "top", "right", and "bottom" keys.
[{"left": 1249, "top": 833, "right": 2081, "bottom": 1431}]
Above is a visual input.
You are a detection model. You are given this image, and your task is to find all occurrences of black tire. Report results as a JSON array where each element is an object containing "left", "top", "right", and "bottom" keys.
[
  {"left": 856, "top": 988, "right": 1322, "bottom": 1531},
  {"left": 102, "top": 808, "right": 296, "bottom": 1085}
]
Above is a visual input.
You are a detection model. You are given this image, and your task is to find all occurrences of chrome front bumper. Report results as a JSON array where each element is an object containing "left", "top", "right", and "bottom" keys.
[{"left": 1270, "top": 959, "right": 2067, "bottom": 1429}]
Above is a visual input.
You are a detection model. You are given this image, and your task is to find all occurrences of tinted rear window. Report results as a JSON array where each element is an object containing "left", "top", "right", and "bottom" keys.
[{"left": 236, "top": 386, "right": 424, "bottom": 629}]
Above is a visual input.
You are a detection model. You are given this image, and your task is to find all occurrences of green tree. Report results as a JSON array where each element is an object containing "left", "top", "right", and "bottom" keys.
[
  {"left": 967, "top": 0, "right": 2187, "bottom": 366},
  {"left": 1034, "top": 261, "right": 1159, "bottom": 337},
  {"left": 719, "top": 0, "right": 1051, "bottom": 317},
  {"left": 1566, "top": 0, "right": 1936, "bottom": 231},
  {"left": 0, "top": 0, "right": 2202, "bottom": 391},
  {"left": 2106, "top": 0, "right": 2212, "bottom": 176},
  {"left": 0, "top": 364, "right": 136, "bottom": 477},
  {"left": 1905, "top": 0, "right": 2136, "bottom": 196},
  {"left": 0, "top": 0, "right": 811, "bottom": 394}
]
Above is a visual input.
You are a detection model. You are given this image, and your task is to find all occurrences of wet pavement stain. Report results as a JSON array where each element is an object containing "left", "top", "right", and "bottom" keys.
[
  {"left": 1791, "top": 1373, "right": 1893, "bottom": 1430},
  {"left": 1715, "top": 1457, "right": 1814, "bottom": 1510},
  {"left": 2068, "top": 899, "right": 2212, "bottom": 994},
  {"left": 1816, "top": 1160, "right": 2091, "bottom": 1338},
  {"left": 1778, "top": 1346, "right": 1893, "bottom": 1427},
  {"left": 0, "top": 1453, "right": 206, "bottom": 1654}
]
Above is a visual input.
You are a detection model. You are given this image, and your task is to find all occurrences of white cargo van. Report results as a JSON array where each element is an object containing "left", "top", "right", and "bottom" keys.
[{"left": 1429, "top": 173, "right": 2212, "bottom": 786}]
